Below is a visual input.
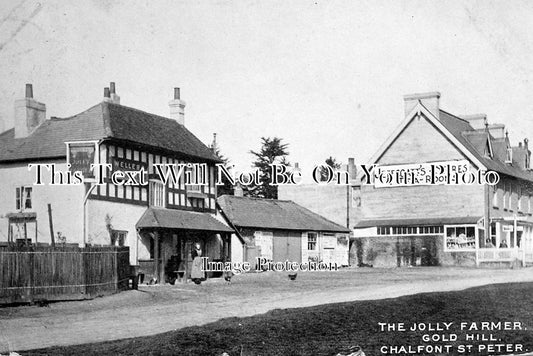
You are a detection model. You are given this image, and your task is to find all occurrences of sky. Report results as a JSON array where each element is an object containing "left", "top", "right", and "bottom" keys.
[{"left": 1, "top": 0, "right": 533, "bottom": 176}]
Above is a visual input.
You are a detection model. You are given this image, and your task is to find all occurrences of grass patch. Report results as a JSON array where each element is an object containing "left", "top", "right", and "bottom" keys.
[{"left": 26, "top": 282, "right": 533, "bottom": 356}]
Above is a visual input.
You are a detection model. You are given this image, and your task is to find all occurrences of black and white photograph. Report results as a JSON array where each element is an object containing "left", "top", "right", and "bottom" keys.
[{"left": 0, "top": 1, "right": 532, "bottom": 355}]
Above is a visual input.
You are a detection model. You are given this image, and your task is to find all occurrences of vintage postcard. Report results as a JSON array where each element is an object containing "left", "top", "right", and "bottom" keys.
[{"left": 0, "top": 1, "right": 532, "bottom": 355}]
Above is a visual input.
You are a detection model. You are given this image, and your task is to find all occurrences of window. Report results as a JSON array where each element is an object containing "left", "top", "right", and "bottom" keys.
[
  {"left": 186, "top": 164, "right": 206, "bottom": 193},
  {"left": 15, "top": 186, "right": 32, "bottom": 210},
  {"left": 111, "top": 230, "right": 127, "bottom": 246},
  {"left": 509, "top": 184, "right": 513, "bottom": 210},
  {"left": 420, "top": 226, "right": 444, "bottom": 234},
  {"left": 307, "top": 232, "right": 317, "bottom": 250},
  {"left": 149, "top": 180, "right": 165, "bottom": 207},
  {"left": 445, "top": 225, "right": 476, "bottom": 250},
  {"left": 188, "top": 197, "right": 205, "bottom": 209},
  {"left": 518, "top": 187, "right": 523, "bottom": 212},
  {"left": 377, "top": 227, "right": 390, "bottom": 235},
  {"left": 492, "top": 187, "right": 499, "bottom": 208},
  {"left": 376, "top": 226, "right": 442, "bottom": 235},
  {"left": 506, "top": 148, "right": 512, "bottom": 163}
]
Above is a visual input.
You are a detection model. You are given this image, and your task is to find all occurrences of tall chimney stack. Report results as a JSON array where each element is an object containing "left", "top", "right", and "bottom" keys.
[
  {"left": 109, "top": 82, "right": 120, "bottom": 104},
  {"left": 461, "top": 114, "right": 487, "bottom": 130},
  {"left": 169, "top": 87, "right": 186, "bottom": 125},
  {"left": 347, "top": 157, "right": 357, "bottom": 182},
  {"left": 103, "top": 87, "right": 111, "bottom": 102},
  {"left": 234, "top": 183, "right": 244, "bottom": 197},
  {"left": 14, "top": 84, "right": 46, "bottom": 138},
  {"left": 404, "top": 92, "right": 440, "bottom": 118}
]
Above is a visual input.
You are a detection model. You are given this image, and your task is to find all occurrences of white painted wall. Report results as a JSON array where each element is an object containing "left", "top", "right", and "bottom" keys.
[
  {"left": 0, "top": 161, "right": 84, "bottom": 244},
  {"left": 301, "top": 231, "right": 349, "bottom": 266},
  {"left": 86, "top": 199, "right": 147, "bottom": 264},
  {"left": 231, "top": 234, "right": 244, "bottom": 264}
]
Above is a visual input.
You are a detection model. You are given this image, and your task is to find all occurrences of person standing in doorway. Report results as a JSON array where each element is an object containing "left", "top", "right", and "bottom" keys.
[{"left": 191, "top": 243, "right": 205, "bottom": 284}]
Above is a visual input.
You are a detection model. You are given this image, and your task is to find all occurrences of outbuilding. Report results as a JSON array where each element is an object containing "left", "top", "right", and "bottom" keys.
[{"left": 217, "top": 194, "right": 350, "bottom": 267}]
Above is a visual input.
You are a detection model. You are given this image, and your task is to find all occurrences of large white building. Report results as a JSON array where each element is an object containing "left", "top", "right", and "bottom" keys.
[{"left": 0, "top": 83, "right": 236, "bottom": 283}]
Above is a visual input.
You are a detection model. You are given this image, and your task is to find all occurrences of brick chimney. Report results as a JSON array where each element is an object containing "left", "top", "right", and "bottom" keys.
[
  {"left": 347, "top": 157, "right": 357, "bottom": 183},
  {"left": 234, "top": 183, "right": 244, "bottom": 197},
  {"left": 14, "top": 84, "right": 46, "bottom": 138},
  {"left": 461, "top": 114, "right": 487, "bottom": 130},
  {"left": 404, "top": 92, "right": 440, "bottom": 118},
  {"left": 488, "top": 124, "right": 505, "bottom": 139},
  {"left": 103, "top": 87, "right": 111, "bottom": 102},
  {"left": 169, "top": 87, "right": 186, "bottom": 125},
  {"left": 109, "top": 82, "right": 120, "bottom": 104}
]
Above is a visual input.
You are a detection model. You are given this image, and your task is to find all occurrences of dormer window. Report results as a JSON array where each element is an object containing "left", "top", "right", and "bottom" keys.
[
  {"left": 484, "top": 138, "right": 493, "bottom": 158},
  {"left": 505, "top": 148, "right": 512, "bottom": 163}
]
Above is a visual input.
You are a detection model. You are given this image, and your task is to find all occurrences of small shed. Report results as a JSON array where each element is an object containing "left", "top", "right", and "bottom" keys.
[{"left": 217, "top": 195, "right": 350, "bottom": 267}]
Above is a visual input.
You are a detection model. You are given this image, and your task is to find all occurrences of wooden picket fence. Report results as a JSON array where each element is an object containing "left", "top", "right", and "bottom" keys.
[{"left": 0, "top": 245, "right": 130, "bottom": 304}]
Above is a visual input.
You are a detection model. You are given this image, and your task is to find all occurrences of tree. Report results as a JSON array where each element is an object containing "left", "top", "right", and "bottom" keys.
[
  {"left": 209, "top": 134, "right": 234, "bottom": 197},
  {"left": 319, "top": 156, "right": 342, "bottom": 182},
  {"left": 248, "top": 137, "right": 289, "bottom": 199}
]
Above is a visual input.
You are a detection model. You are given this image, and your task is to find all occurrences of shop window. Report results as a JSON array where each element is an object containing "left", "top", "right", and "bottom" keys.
[
  {"left": 307, "top": 232, "right": 317, "bottom": 250},
  {"left": 149, "top": 180, "right": 165, "bottom": 207},
  {"left": 15, "top": 186, "right": 32, "bottom": 211},
  {"left": 445, "top": 225, "right": 476, "bottom": 250}
]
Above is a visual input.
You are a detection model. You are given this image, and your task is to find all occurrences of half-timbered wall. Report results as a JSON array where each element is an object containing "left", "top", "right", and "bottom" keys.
[{"left": 89, "top": 142, "right": 217, "bottom": 213}]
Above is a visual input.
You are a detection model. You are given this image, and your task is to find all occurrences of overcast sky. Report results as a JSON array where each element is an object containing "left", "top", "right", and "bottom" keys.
[{"left": 1, "top": 0, "right": 533, "bottom": 175}]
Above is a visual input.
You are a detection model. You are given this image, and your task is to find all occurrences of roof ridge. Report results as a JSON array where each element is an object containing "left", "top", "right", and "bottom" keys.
[
  {"left": 291, "top": 203, "right": 348, "bottom": 230},
  {"left": 439, "top": 109, "right": 470, "bottom": 124},
  {"left": 52, "top": 102, "right": 104, "bottom": 121},
  {"left": 220, "top": 195, "right": 294, "bottom": 203},
  {"left": 103, "top": 101, "right": 175, "bottom": 123}
]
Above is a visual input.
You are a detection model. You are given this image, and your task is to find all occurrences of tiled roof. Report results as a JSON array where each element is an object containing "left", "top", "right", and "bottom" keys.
[
  {"left": 217, "top": 195, "right": 350, "bottom": 233},
  {"left": 136, "top": 207, "right": 234, "bottom": 232},
  {"left": 438, "top": 110, "right": 533, "bottom": 182},
  {"left": 0, "top": 102, "right": 219, "bottom": 163}
]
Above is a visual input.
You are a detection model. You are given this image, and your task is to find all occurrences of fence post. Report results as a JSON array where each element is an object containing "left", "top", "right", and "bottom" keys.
[
  {"left": 47, "top": 204, "right": 55, "bottom": 247},
  {"left": 114, "top": 247, "right": 118, "bottom": 292},
  {"left": 29, "top": 246, "right": 34, "bottom": 303}
]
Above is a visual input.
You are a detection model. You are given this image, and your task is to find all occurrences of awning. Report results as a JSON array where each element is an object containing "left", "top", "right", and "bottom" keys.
[
  {"left": 355, "top": 216, "right": 482, "bottom": 229},
  {"left": 136, "top": 207, "right": 234, "bottom": 233},
  {"left": 492, "top": 217, "right": 533, "bottom": 226},
  {"left": 5, "top": 212, "right": 37, "bottom": 222}
]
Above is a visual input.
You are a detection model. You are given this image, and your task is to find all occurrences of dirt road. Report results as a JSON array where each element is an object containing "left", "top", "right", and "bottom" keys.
[{"left": 1, "top": 267, "right": 532, "bottom": 353}]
